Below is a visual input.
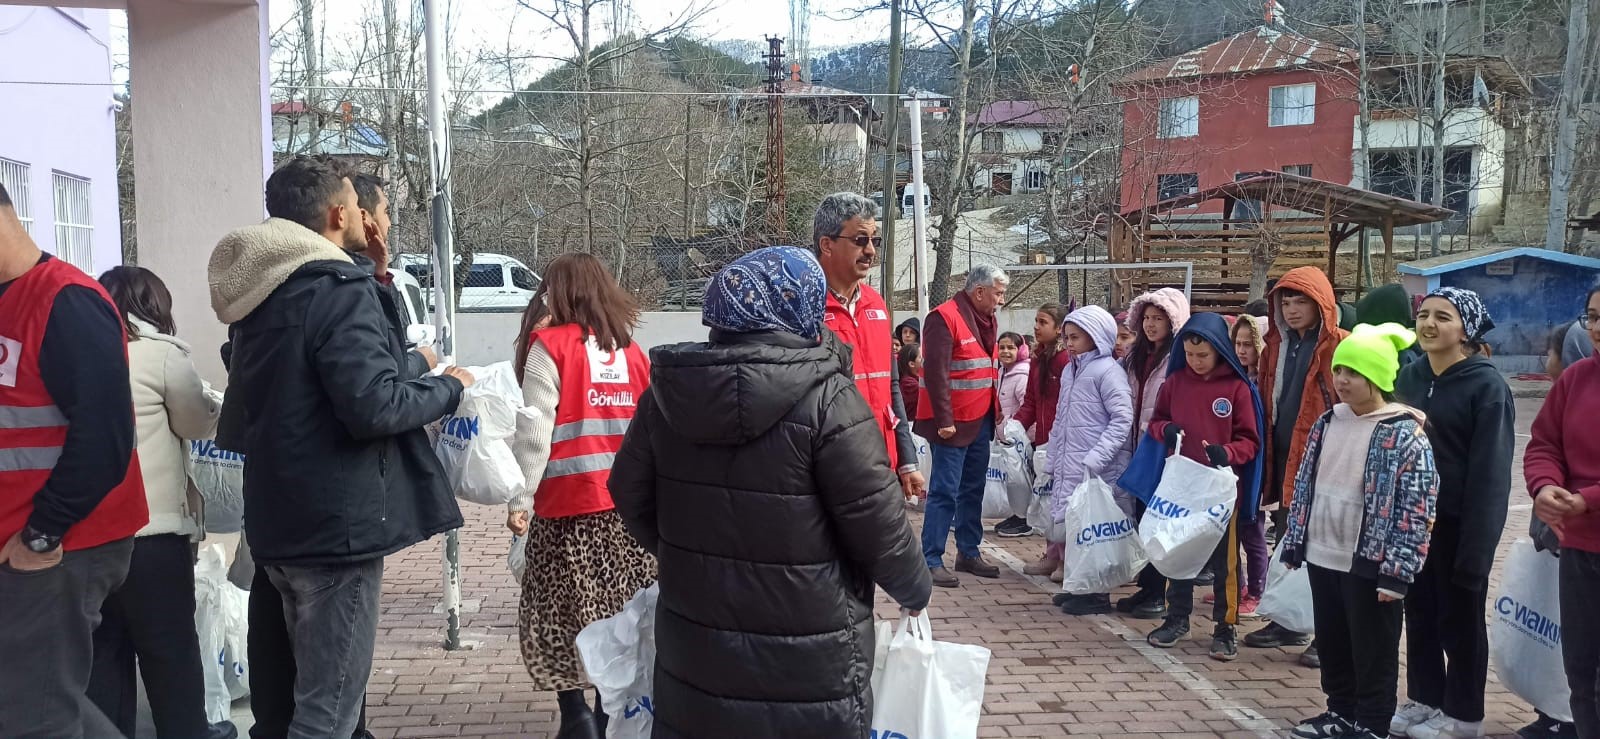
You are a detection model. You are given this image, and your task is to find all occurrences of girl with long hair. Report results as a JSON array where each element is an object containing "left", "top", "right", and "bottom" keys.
[{"left": 504, "top": 254, "right": 657, "bottom": 738}]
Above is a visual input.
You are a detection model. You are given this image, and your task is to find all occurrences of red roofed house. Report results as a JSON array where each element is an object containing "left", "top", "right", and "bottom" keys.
[
  {"left": 1116, "top": 26, "right": 1360, "bottom": 216},
  {"left": 971, "top": 101, "right": 1069, "bottom": 197}
]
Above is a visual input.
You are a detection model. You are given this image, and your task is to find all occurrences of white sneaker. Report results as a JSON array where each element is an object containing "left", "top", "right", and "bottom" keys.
[
  {"left": 1391, "top": 703, "right": 1441, "bottom": 736},
  {"left": 1408, "top": 714, "right": 1485, "bottom": 739}
]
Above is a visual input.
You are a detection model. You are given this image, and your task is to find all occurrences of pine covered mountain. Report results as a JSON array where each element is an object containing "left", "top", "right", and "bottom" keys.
[{"left": 808, "top": 44, "right": 953, "bottom": 95}]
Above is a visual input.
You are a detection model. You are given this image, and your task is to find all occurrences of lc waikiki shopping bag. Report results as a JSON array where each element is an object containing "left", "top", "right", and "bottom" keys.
[
  {"left": 576, "top": 583, "right": 659, "bottom": 739},
  {"left": 983, "top": 440, "right": 1032, "bottom": 519},
  {"left": 1254, "top": 541, "right": 1314, "bottom": 634},
  {"left": 1490, "top": 539, "right": 1572, "bottom": 722},
  {"left": 1026, "top": 448, "right": 1052, "bottom": 533},
  {"left": 870, "top": 612, "right": 991, "bottom": 739},
  {"left": 194, "top": 543, "right": 249, "bottom": 723},
  {"left": 433, "top": 362, "right": 528, "bottom": 506},
  {"left": 1135, "top": 437, "right": 1237, "bottom": 580},
  {"left": 1059, "top": 478, "right": 1147, "bottom": 595}
]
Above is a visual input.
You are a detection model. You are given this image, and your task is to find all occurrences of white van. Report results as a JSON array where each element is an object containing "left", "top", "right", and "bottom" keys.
[
  {"left": 389, "top": 267, "right": 436, "bottom": 348},
  {"left": 901, "top": 184, "right": 931, "bottom": 215},
  {"left": 398, "top": 252, "right": 541, "bottom": 313}
]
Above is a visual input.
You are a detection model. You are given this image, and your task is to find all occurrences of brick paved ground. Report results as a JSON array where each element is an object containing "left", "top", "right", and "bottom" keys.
[{"left": 358, "top": 396, "right": 1547, "bottom": 739}]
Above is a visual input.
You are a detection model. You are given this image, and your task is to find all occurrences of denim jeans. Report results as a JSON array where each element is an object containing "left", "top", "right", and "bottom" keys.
[
  {"left": 0, "top": 537, "right": 133, "bottom": 739},
  {"left": 265, "top": 558, "right": 384, "bottom": 739},
  {"left": 921, "top": 416, "right": 993, "bottom": 568}
]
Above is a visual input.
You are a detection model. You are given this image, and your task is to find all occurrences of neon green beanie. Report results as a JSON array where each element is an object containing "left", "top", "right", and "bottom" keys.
[{"left": 1332, "top": 323, "right": 1418, "bottom": 392}]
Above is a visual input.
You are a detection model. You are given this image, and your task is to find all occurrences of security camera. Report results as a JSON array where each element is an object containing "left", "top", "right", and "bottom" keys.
[{"left": 109, "top": 99, "right": 125, "bottom": 113}]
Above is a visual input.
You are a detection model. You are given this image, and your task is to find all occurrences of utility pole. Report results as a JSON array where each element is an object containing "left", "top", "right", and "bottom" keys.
[
  {"left": 764, "top": 37, "right": 788, "bottom": 239},
  {"left": 422, "top": 0, "right": 463, "bottom": 651},
  {"left": 879, "top": 0, "right": 904, "bottom": 309}
]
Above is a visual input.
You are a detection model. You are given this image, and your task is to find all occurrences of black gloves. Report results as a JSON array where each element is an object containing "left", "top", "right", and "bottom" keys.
[
  {"left": 1162, "top": 424, "right": 1183, "bottom": 449},
  {"left": 1205, "top": 444, "right": 1230, "bottom": 468}
]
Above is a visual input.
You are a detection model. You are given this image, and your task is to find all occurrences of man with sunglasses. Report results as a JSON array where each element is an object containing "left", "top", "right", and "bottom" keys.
[{"left": 814, "top": 193, "right": 927, "bottom": 504}]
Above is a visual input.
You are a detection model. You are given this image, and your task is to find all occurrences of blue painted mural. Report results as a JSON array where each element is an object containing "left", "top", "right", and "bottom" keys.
[{"left": 1444, "top": 258, "right": 1599, "bottom": 356}]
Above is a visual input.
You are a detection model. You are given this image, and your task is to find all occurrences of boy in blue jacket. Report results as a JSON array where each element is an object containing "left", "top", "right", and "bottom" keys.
[{"left": 1133, "top": 312, "right": 1264, "bottom": 660}]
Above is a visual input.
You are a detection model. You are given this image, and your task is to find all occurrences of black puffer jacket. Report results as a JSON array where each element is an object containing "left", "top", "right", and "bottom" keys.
[
  {"left": 212, "top": 220, "right": 464, "bottom": 566},
  {"left": 609, "top": 330, "right": 931, "bottom": 739}
]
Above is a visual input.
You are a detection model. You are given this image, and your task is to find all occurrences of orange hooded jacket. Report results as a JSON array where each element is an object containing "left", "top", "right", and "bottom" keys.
[{"left": 1258, "top": 267, "right": 1349, "bottom": 510}]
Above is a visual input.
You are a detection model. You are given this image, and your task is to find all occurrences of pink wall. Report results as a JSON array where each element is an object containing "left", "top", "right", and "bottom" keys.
[
  {"left": 0, "top": 6, "right": 122, "bottom": 274},
  {"left": 1118, "top": 69, "right": 1359, "bottom": 214}
]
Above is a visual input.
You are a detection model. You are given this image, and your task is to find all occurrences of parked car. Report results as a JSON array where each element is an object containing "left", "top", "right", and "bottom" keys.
[
  {"left": 389, "top": 267, "right": 436, "bottom": 348},
  {"left": 398, "top": 252, "right": 541, "bottom": 313}
]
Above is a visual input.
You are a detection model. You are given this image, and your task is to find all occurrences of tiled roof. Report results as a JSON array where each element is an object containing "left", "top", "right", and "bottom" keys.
[{"left": 1121, "top": 25, "right": 1357, "bottom": 84}]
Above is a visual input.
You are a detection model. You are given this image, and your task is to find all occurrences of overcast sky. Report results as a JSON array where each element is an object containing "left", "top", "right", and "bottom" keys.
[{"left": 112, "top": 0, "right": 893, "bottom": 110}]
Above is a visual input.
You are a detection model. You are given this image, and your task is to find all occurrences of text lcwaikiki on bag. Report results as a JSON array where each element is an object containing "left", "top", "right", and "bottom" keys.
[
  {"left": 1059, "top": 477, "right": 1147, "bottom": 595},
  {"left": 1136, "top": 435, "right": 1237, "bottom": 580},
  {"left": 434, "top": 361, "right": 528, "bottom": 506},
  {"left": 1491, "top": 539, "right": 1571, "bottom": 722},
  {"left": 870, "top": 612, "right": 991, "bottom": 739}
]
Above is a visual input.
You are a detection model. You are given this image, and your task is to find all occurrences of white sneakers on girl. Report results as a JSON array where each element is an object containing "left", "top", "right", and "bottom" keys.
[
  {"left": 1407, "top": 713, "right": 1485, "bottom": 739},
  {"left": 1391, "top": 702, "right": 1441, "bottom": 736}
]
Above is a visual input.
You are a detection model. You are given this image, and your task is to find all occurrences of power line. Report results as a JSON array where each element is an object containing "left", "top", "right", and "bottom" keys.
[{"left": 0, "top": 78, "right": 912, "bottom": 99}]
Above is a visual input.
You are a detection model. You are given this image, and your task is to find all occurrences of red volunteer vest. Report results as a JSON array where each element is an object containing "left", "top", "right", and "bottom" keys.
[
  {"left": 916, "top": 300, "right": 998, "bottom": 423},
  {"left": 531, "top": 323, "right": 650, "bottom": 520},
  {"left": 823, "top": 283, "right": 900, "bottom": 469},
  {"left": 0, "top": 257, "right": 147, "bottom": 550}
]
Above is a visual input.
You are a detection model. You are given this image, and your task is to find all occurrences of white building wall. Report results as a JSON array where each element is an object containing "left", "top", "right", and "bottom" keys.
[{"left": 1354, "top": 108, "right": 1509, "bottom": 233}]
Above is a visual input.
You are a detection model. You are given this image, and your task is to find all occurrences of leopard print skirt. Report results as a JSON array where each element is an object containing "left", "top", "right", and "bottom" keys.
[{"left": 518, "top": 509, "right": 656, "bottom": 691}]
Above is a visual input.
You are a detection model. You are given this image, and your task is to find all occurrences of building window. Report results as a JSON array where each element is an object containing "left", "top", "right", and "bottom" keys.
[
  {"left": 0, "top": 158, "right": 32, "bottom": 235},
  {"left": 1282, "top": 164, "right": 1313, "bottom": 177},
  {"left": 52, "top": 172, "right": 93, "bottom": 271},
  {"left": 1157, "top": 172, "right": 1199, "bottom": 201},
  {"left": 982, "top": 131, "right": 1004, "bottom": 153},
  {"left": 1158, "top": 96, "right": 1199, "bottom": 139},
  {"left": 1025, "top": 168, "right": 1048, "bottom": 191},
  {"left": 1269, "top": 84, "right": 1317, "bottom": 126}
]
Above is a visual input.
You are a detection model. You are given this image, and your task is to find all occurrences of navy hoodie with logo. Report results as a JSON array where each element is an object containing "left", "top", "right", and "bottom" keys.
[{"left": 1143, "top": 313, "right": 1266, "bottom": 520}]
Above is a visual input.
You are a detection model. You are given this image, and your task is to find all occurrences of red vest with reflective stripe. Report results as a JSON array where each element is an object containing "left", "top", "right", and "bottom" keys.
[
  {"left": 822, "top": 283, "right": 899, "bottom": 469},
  {"left": 916, "top": 300, "right": 998, "bottom": 423},
  {"left": 0, "top": 257, "right": 148, "bottom": 550},
  {"left": 531, "top": 324, "right": 650, "bottom": 520}
]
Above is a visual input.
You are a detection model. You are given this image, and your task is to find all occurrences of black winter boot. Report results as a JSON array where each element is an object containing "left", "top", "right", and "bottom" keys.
[{"left": 556, "top": 689, "right": 600, "bottom": 739}]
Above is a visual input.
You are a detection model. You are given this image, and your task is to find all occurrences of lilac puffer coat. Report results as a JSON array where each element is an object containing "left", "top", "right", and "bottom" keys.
[{"left": 1047, "top": 306, "right": 1135, "bottom": 524}]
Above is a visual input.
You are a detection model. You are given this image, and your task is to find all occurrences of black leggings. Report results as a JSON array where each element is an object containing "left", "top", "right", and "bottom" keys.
[
  {"left": 1309, "top": 564, "right": 1403, "bottom": 735},
  {"left": 87, "top": 534, "right": 212, "bottom": 738}
]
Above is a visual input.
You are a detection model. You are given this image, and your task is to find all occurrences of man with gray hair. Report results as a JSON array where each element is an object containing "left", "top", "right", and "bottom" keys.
[
  {"left": 814, "top": 193, "right": 928, "bottom": 500},
  {"left": 913, "top": 265, "right": 1009, "bottom": 587}
]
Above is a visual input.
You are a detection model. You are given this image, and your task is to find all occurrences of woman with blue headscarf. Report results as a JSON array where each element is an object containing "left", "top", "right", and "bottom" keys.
[{"left": 609, "top": 246, "right": 932, "bottom": 739}]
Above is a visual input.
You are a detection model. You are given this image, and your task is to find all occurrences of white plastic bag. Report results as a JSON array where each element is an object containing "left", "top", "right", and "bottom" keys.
[
  {"left": 507, "top": 534, "right": 528, "bottom": 582},
  {"left": 911, "top": 434, "right": 933, "bottom": 483},
  {"left": 1254, "top": 542, "right": 1314, "bottom": 634},
  {"left": 870, "top": 612, "right": 992, "bottom": 739},
  {"left": 1026, "top": 449, "right": 1052, "bottom": 533},
  {"left": 1136, "top": 440, "right": 1237, "bottom": 580},
  {"left": 434, "top": 362, "right": 528, "bottom": 506},
  {"left": 188, "top": 438, "right": 245, "bottom": 534},
  {"left": 1491, "top": 540, "right": 1572, "bottom": 722},
  {"left": 983, "top": 442, "right": 1032, "bottom": 520},
  {"left": 1059, "top": 478, "right": 1147, "bottom": 595},
  {"left": 194, "top": 543, "right": 249, "bottom": 723},
  {"left": 576, "top": 583, "right": 658, "bottom": 739}
]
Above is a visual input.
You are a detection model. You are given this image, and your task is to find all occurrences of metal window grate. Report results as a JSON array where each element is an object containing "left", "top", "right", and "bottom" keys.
[
  {"left": 0, "top": 158, "right": 33, "bottom": 234},
  {"left": 52, "top": 172, "right": 93, "bottom": 272}
]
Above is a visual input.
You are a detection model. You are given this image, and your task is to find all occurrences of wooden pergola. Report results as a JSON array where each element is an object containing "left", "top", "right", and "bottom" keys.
[{"left": 1108, "top": 171, "right": 1454, "bottom": 310}]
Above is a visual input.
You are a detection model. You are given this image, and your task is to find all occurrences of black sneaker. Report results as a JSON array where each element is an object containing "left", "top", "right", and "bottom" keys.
[
  {"left": 994, "top": 515, "right": 1033, "bottom": 538},
  {"left": 1243, "top": 621, "right": 1313, "bottom": 648},
  {"left": 1209, "top": 625, "right": 1237, "bottom": 661},
  {"left": 1290, "top": 711, "right": 1353, "bottom": 739},
  {"left": 1194, "top": 568, "right": 1215, "bottom": 586},
  {"left": 1061, "top": 593, "right": 1112, "bottom": 615},
  {"left": 1132, "top": 599, "right": 1169, "bottom": 620},
  {"left": 1298, "top": 642, "right": 1321, "bottom": 668},
  {"left": 1517, "top": 713, "right": 1561, "bottom": 739},
  {"left": 1116, "top": 588, "right": 1160, "bottom": 613},
  {"left": 1146, "top": 617, "right": 1190, "bottom": 647}
]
